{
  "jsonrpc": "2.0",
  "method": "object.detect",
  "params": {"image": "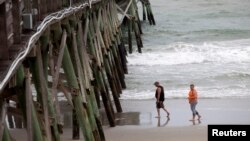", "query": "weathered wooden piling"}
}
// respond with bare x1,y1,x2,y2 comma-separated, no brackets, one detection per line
2,123,11,141
0,102,10,141
76,20,106,141
49,27,65,134
127,18,133,53
0,0,156,140
72,25,101,141
142,1,147,21
140,0,156,25
62,46,95,141
24,67,33,141
30,44,60,141
117,31,128,74
130,0,143,52
118,0,145,53
16,65,44,141
87,16,116,127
